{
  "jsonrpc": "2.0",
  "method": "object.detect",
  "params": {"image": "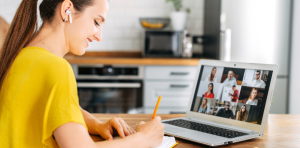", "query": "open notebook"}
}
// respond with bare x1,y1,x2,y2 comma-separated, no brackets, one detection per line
112,136,177,148
155,136,178,148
